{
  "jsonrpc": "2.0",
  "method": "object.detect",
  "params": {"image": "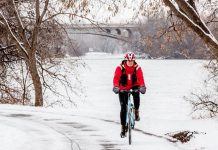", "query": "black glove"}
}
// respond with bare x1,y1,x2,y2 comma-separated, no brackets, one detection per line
139,86,146,94
113,87,119,94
